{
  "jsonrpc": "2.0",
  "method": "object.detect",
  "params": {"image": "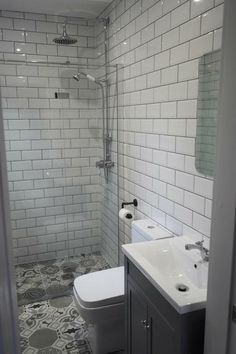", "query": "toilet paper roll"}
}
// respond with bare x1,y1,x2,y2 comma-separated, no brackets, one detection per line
119,208,134,221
